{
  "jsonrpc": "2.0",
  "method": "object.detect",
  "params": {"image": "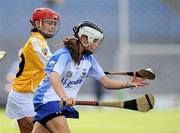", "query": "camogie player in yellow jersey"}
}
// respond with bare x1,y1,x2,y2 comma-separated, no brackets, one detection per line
6,7,60,133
